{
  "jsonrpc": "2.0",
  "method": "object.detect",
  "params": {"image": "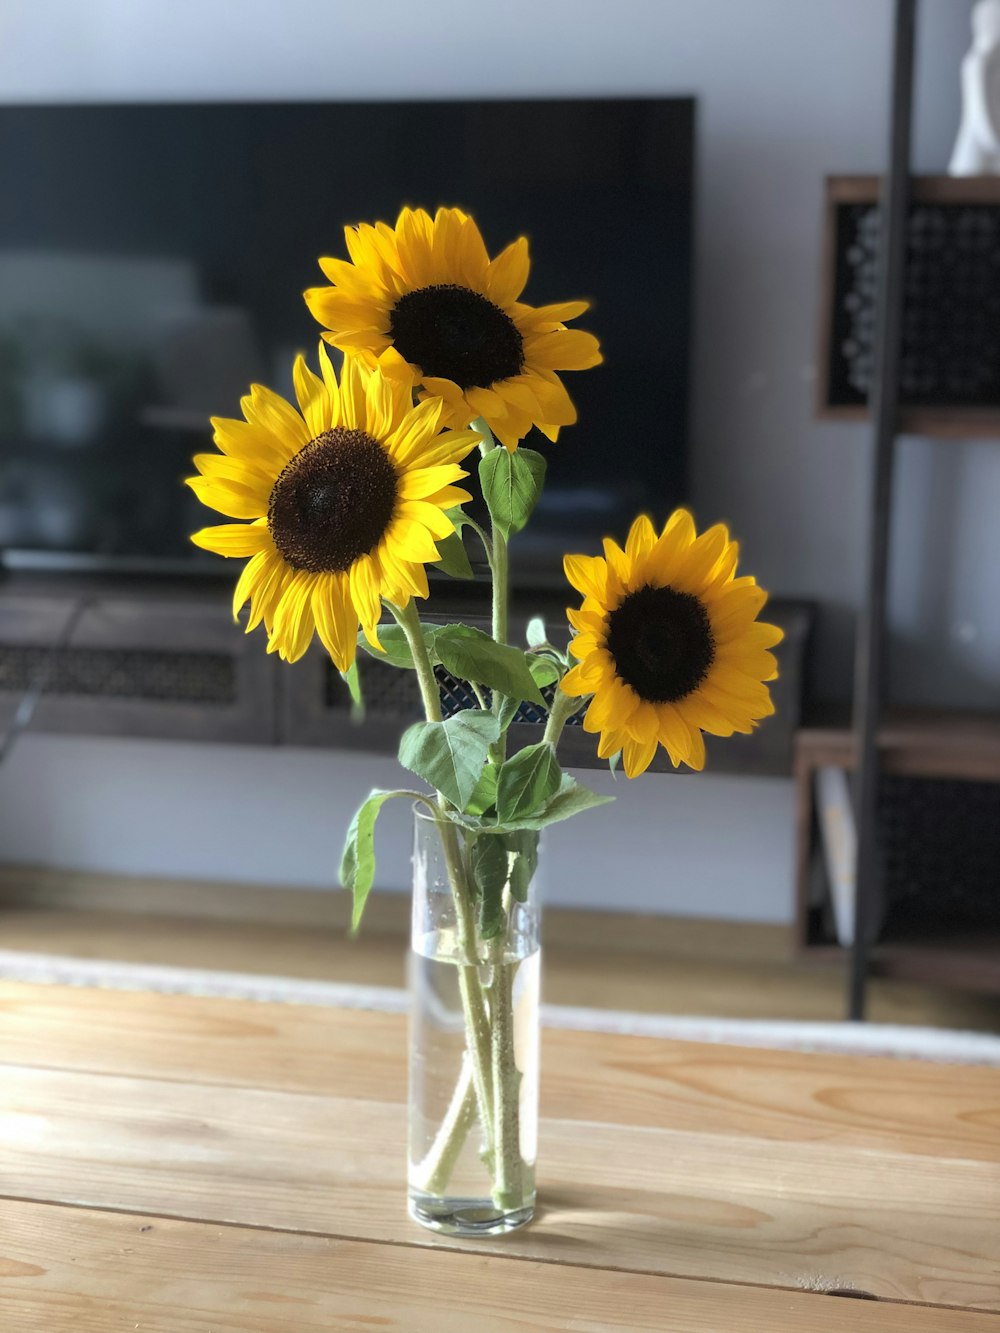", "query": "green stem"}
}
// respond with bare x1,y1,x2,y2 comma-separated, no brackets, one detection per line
491,529,509,648
390,599,442,723
461,514,494,570
410,1058,477,1196
474,418,510,768
489,944,523,1211
542,686,580,750
388,597,496,1163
